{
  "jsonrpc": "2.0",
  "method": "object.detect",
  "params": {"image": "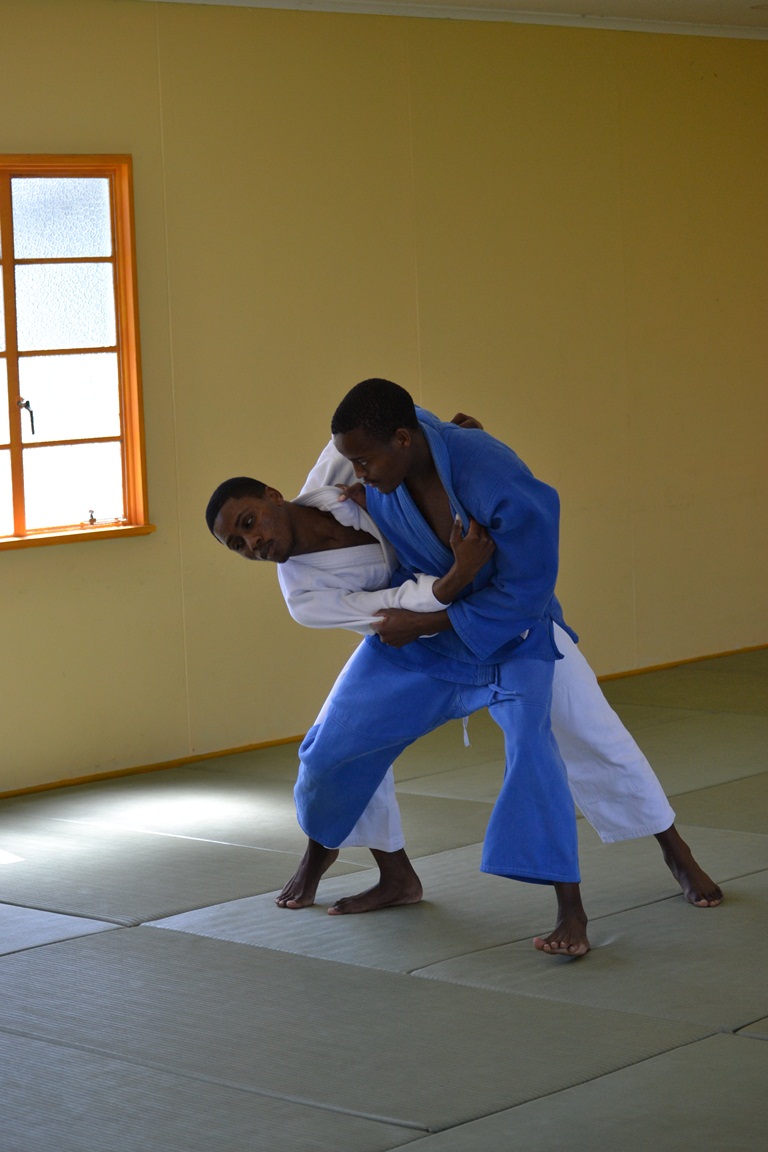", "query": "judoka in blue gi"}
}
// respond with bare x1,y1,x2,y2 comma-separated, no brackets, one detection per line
207,391,723,956
296,378,593,954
